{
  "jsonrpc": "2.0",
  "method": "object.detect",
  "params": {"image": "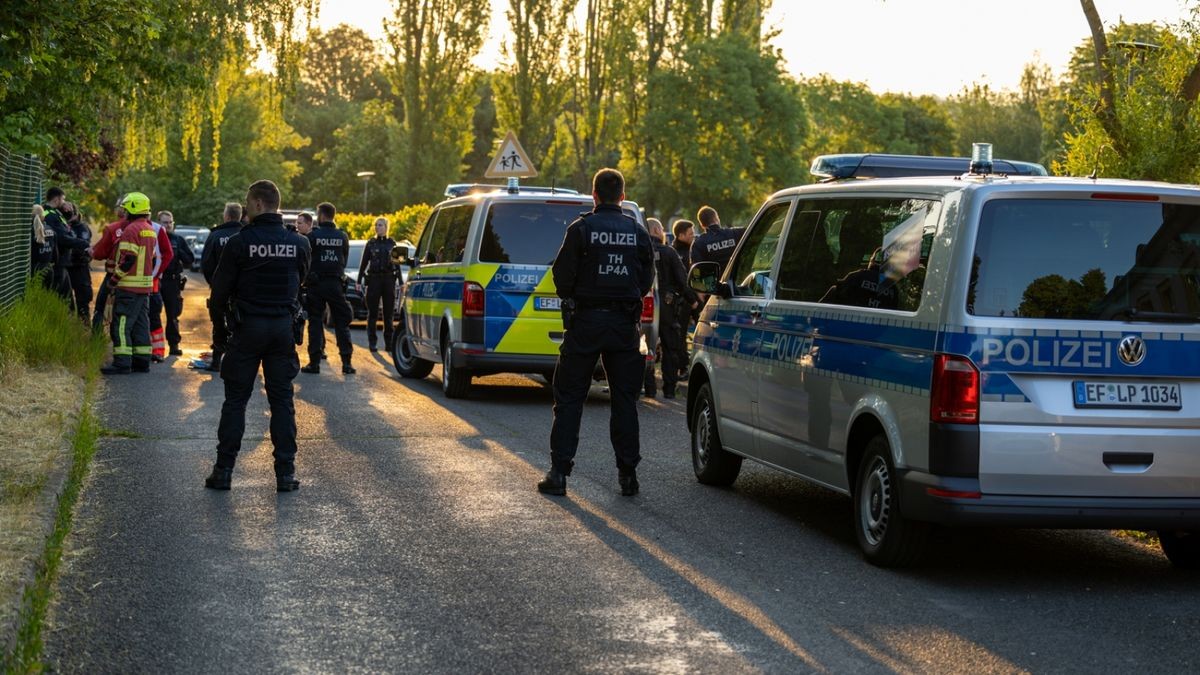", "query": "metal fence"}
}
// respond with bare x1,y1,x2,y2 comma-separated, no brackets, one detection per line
0,145,44,311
